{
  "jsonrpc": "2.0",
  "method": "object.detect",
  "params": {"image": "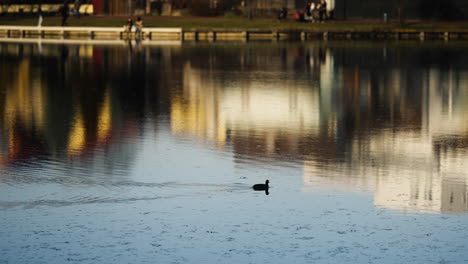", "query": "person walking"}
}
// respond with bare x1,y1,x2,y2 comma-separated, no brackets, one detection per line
74,0,81,18
37,5,43,27
60,0,70,26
